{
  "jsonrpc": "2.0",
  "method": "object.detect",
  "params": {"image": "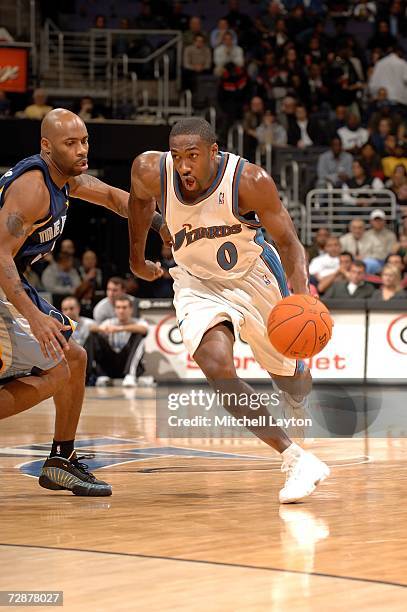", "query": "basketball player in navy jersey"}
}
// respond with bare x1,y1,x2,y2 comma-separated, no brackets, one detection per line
0,108,166,496
128,117,330,503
